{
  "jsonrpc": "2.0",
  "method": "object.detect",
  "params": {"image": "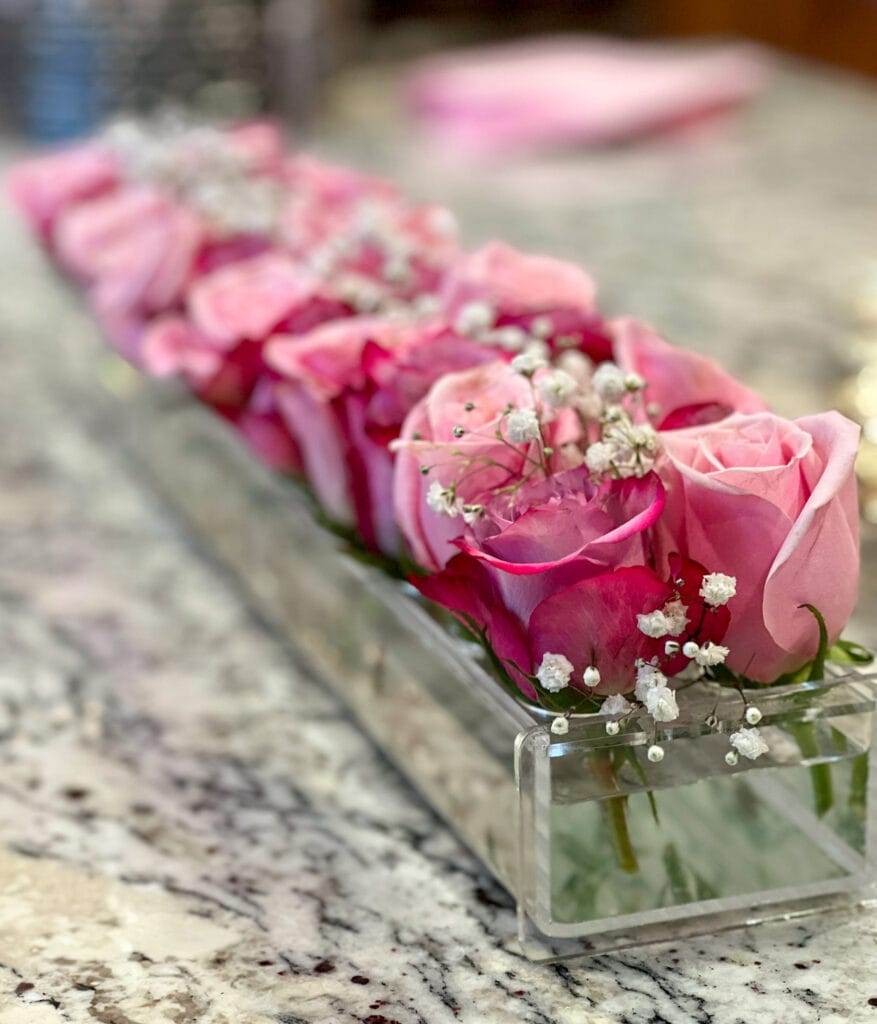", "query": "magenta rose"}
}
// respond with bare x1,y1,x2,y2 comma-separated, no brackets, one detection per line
613,317,768,429
268,314,516,553
412,470,730,697
267,316,411,547
656,411,860,681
